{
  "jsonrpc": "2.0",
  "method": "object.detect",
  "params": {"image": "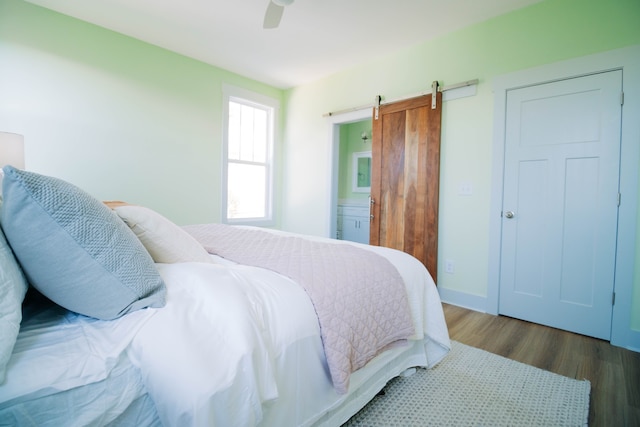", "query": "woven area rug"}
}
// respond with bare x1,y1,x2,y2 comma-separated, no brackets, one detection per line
343,341,590,426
